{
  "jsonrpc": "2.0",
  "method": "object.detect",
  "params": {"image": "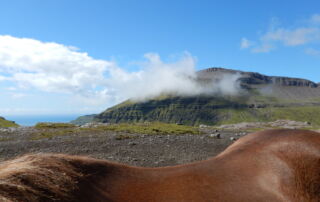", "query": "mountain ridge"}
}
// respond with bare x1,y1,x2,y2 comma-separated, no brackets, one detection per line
72,67,320,126
199,67,318,88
